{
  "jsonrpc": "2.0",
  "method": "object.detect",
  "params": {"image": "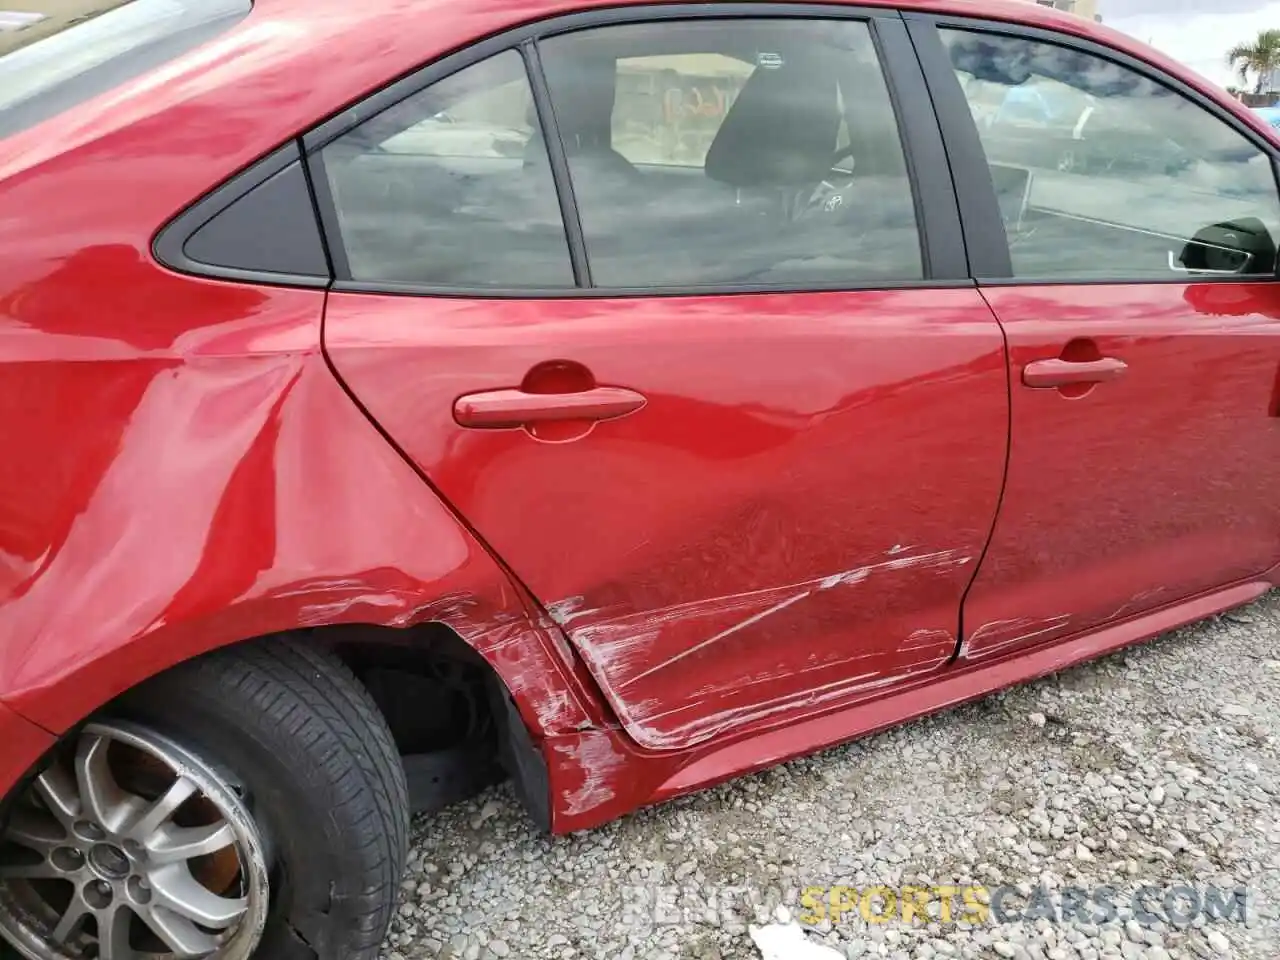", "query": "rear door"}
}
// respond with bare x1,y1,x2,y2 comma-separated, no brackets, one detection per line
314,7,1010,750
909,17,1280,659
